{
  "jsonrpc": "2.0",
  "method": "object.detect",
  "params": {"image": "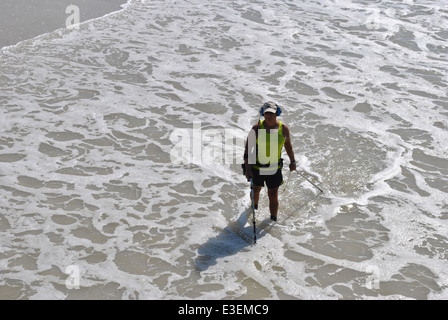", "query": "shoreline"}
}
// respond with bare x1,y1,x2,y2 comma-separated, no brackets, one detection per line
0,0,128,49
